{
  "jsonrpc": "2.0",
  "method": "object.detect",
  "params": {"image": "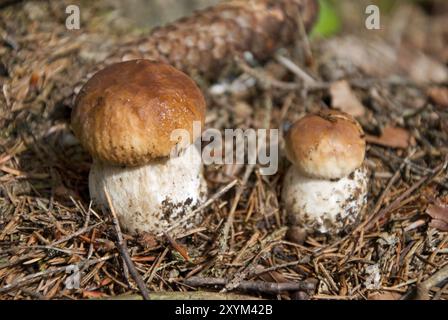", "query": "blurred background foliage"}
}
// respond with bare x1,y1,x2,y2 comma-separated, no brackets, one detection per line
312,0,447,38
81,0,446,38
